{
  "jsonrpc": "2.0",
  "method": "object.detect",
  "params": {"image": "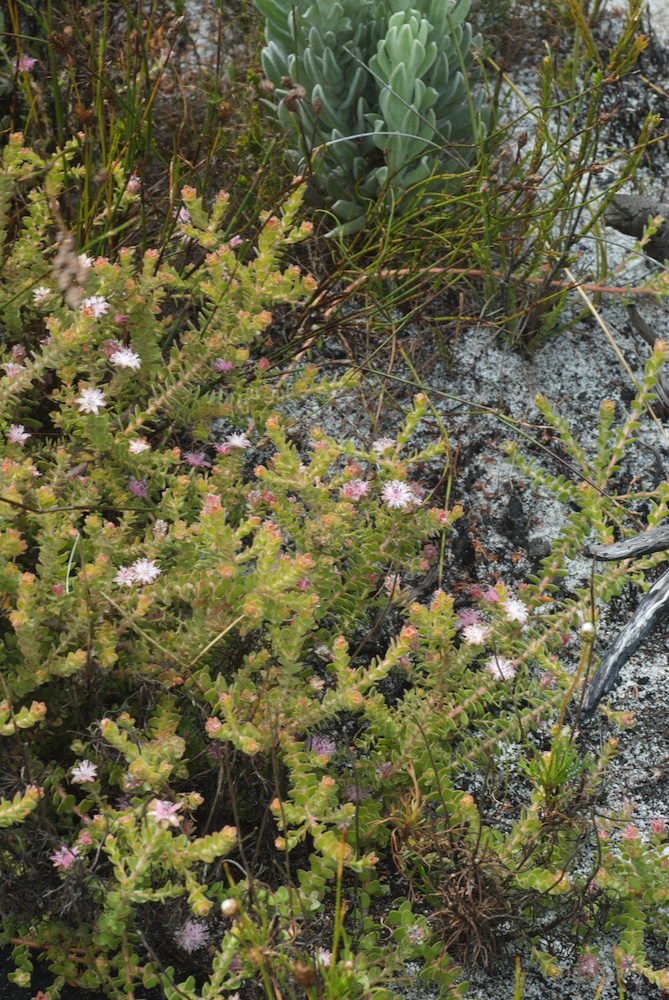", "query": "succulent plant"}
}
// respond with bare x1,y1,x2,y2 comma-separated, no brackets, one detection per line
255,0,487,232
